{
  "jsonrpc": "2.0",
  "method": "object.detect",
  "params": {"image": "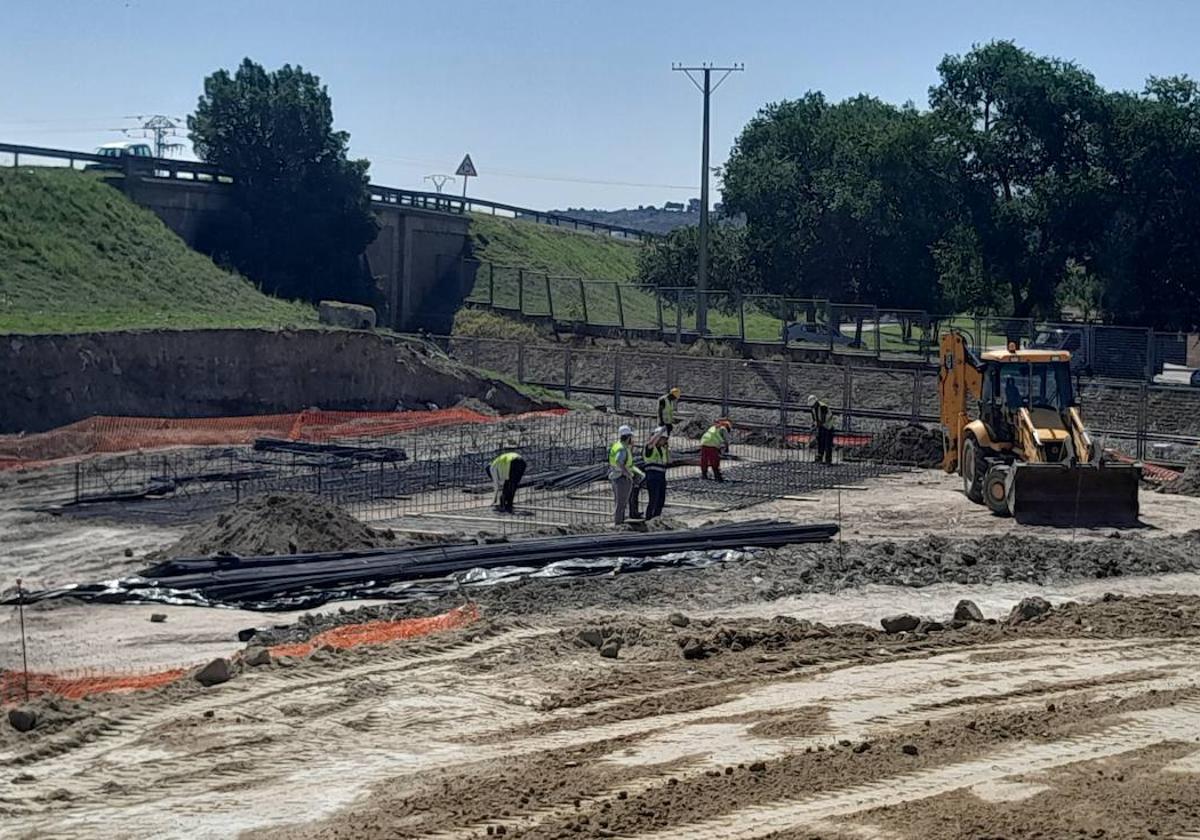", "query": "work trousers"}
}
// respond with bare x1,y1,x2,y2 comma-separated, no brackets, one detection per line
643,470,667,519
700,445,723,481
499,458,526,511
816,427,834,464
611,475,633,525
